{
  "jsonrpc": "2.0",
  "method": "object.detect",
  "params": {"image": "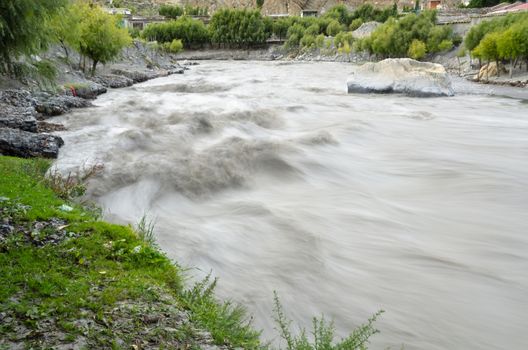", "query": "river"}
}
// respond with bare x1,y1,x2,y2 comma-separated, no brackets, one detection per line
54,61,528,350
